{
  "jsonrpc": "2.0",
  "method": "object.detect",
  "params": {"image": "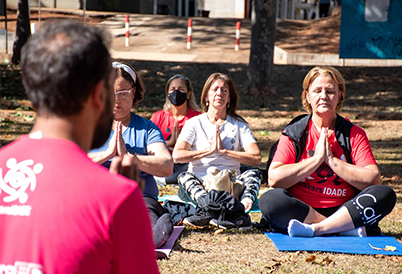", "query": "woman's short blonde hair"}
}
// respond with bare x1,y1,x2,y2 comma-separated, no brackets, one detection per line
301,66,346,113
